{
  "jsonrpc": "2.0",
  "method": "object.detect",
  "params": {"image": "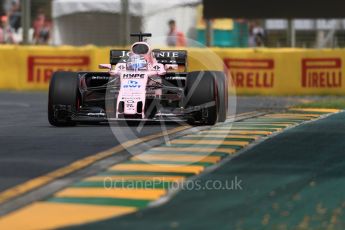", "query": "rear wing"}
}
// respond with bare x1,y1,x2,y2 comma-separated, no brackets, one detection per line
110,50,188,71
